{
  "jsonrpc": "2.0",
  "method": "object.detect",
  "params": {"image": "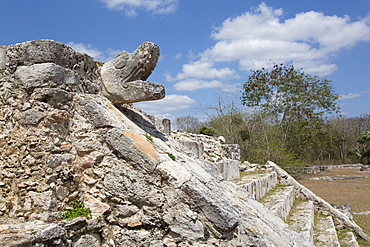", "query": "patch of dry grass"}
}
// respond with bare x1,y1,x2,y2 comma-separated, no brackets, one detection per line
299,168,370,244
300,168,370,212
